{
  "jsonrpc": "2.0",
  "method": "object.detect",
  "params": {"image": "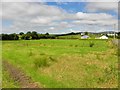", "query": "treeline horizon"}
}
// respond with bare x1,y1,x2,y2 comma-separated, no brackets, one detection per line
1,31,120,40
1,31,86,40
1,31,56,40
